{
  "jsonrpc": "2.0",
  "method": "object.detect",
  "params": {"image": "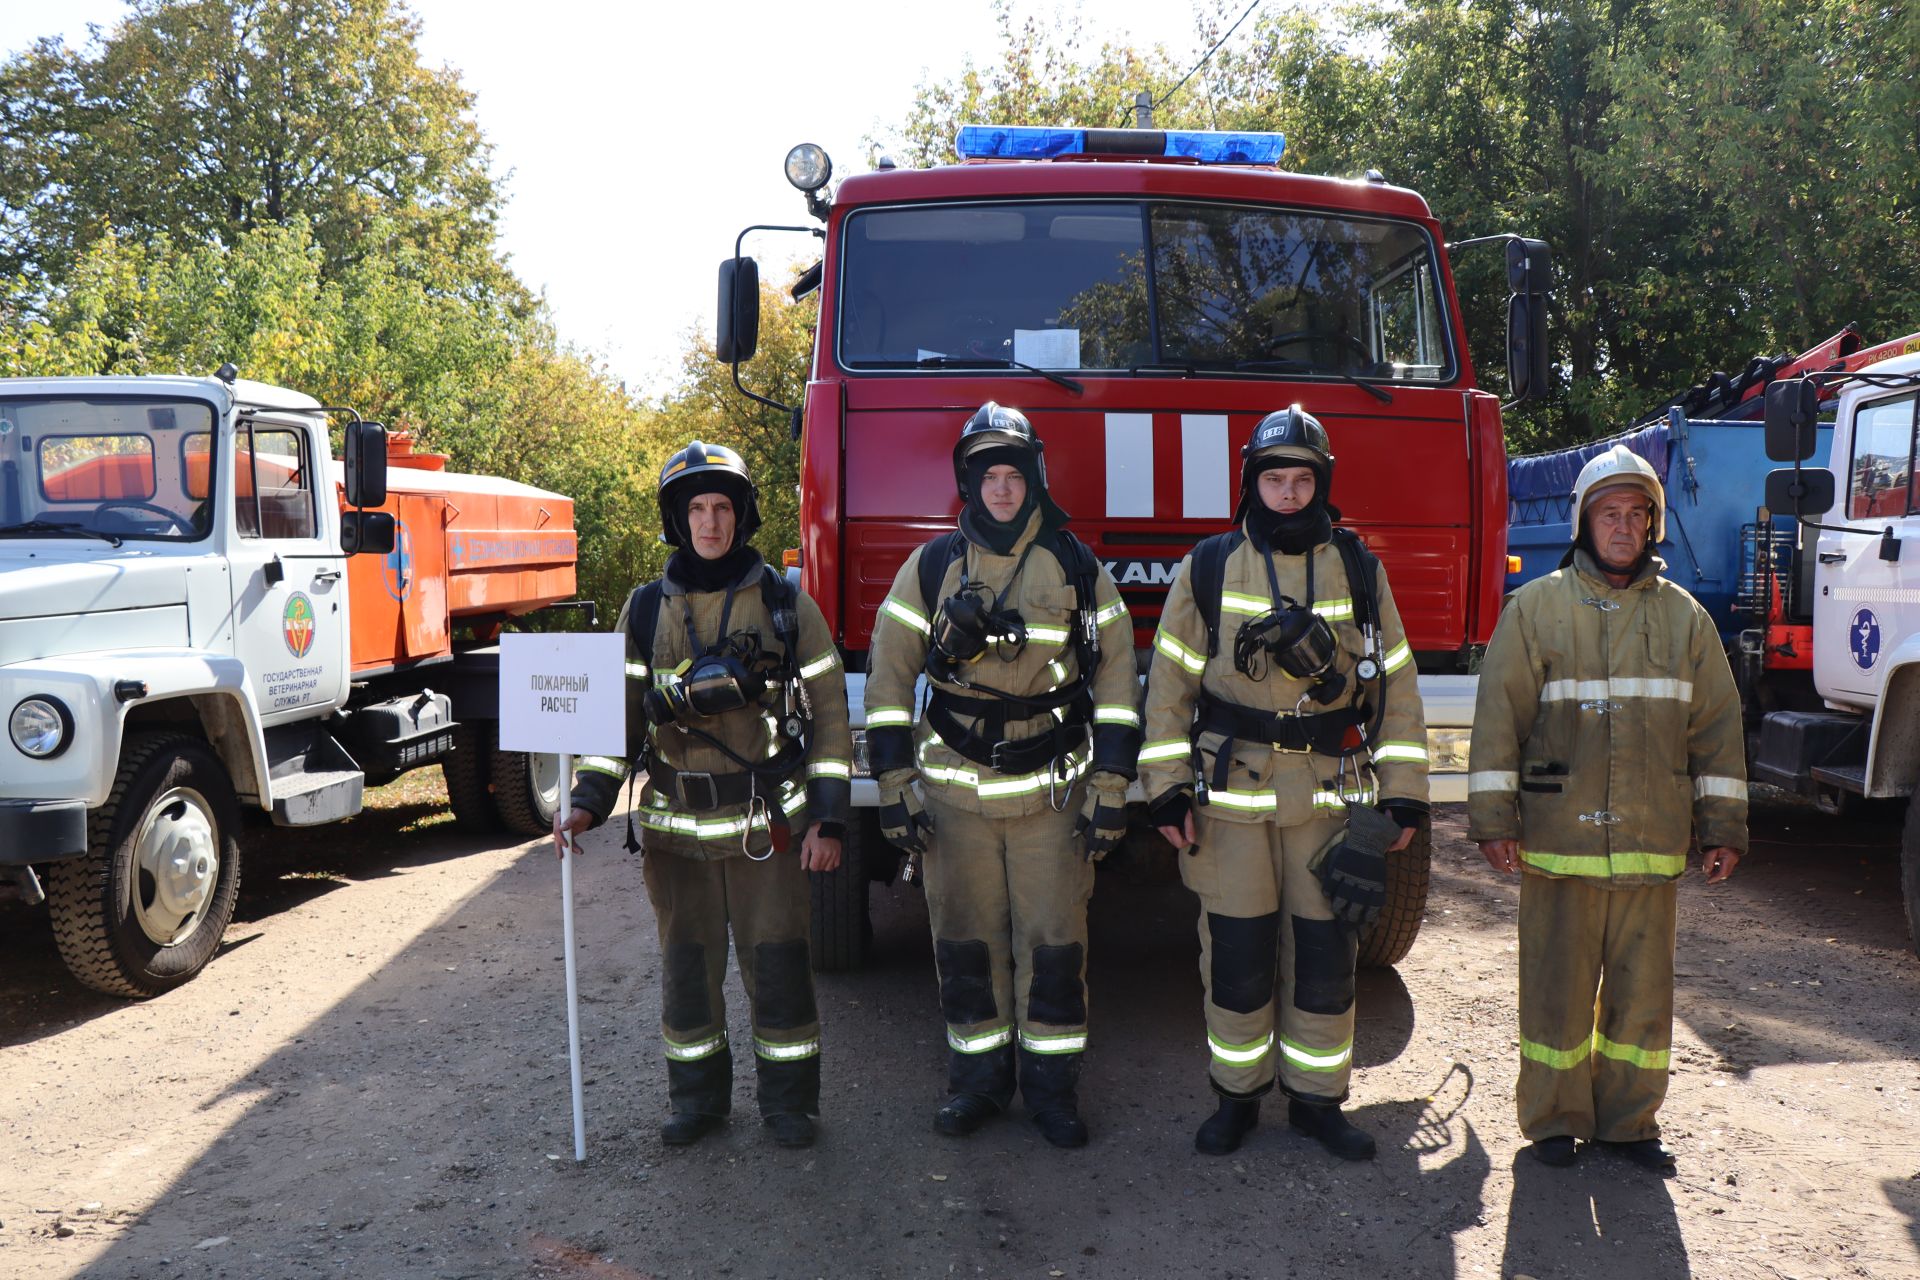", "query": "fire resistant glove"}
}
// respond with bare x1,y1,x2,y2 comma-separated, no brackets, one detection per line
1312,802,1400,928
877,768,933,856
1075,771,1130,862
